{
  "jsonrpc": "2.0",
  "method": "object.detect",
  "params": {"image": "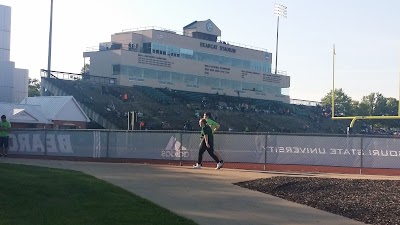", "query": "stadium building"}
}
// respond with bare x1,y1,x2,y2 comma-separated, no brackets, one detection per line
0,4,29,103
83,20,290,103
